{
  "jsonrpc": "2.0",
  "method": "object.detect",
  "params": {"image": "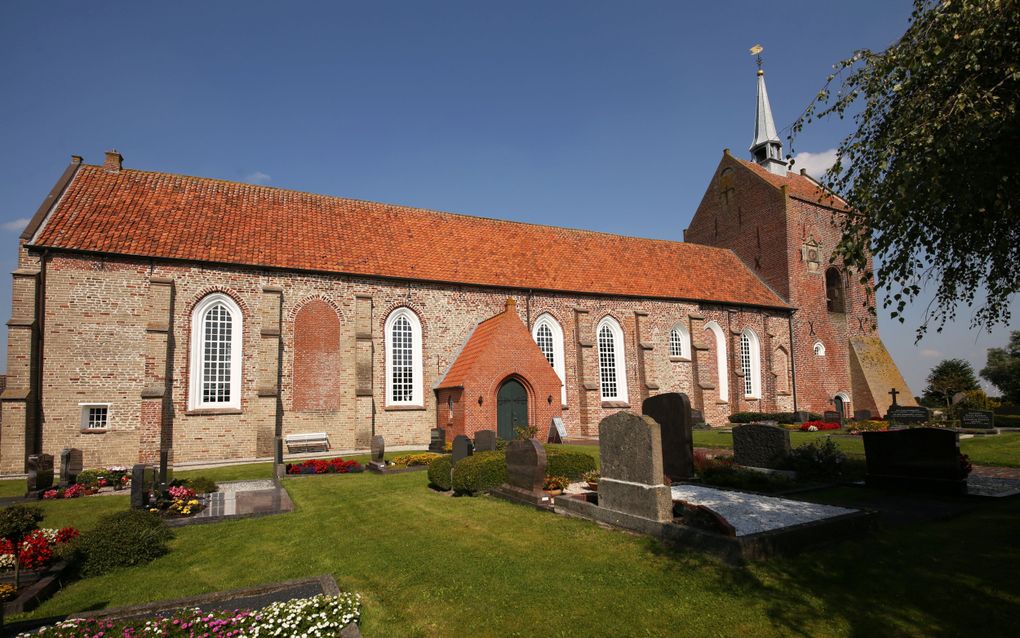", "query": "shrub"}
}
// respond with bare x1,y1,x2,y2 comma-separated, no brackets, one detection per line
427,455,453,491
0,582,15,601
451,451,506,494
390,453,441,467
185,476,218,494
847,420,889,434
543,475,570,491
70,510,174,577
996,414,1020,427
729,411,822,424
581,469,600,483
699,459,795,493
73,469,104,489
787,439,849,480
545,448,597,479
